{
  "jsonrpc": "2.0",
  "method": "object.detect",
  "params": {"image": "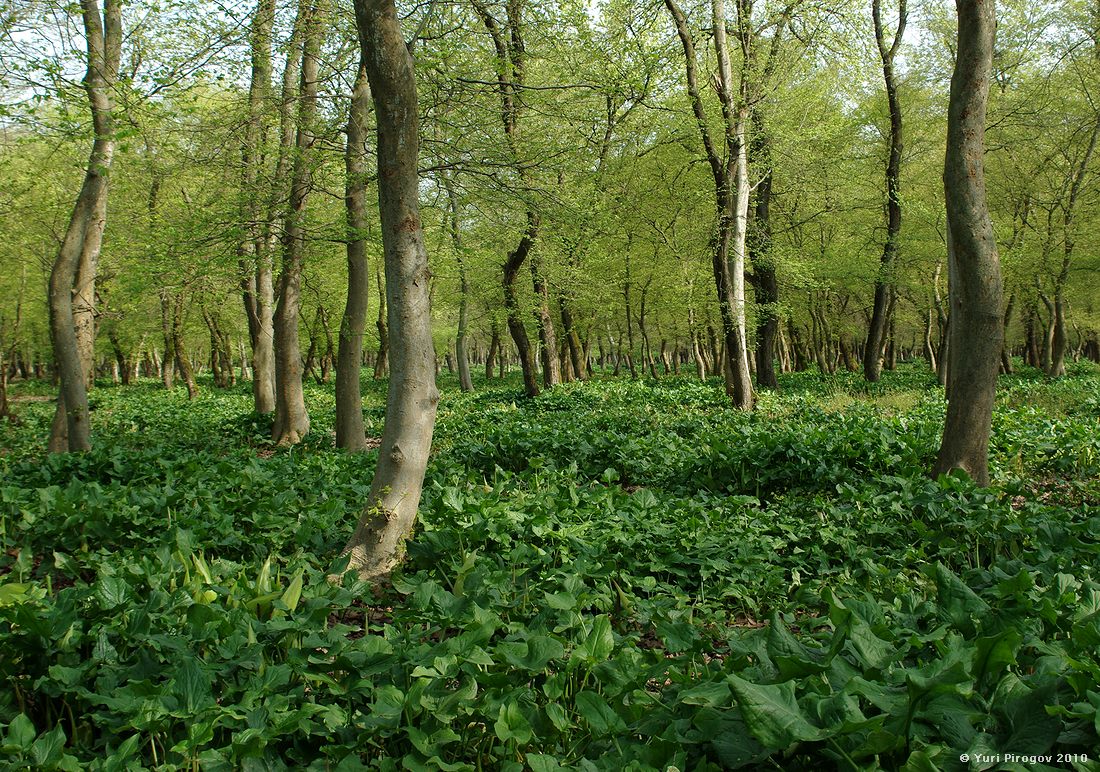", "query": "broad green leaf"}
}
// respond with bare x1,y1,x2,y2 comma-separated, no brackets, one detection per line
543,592,576,610
0,583,35,607
678,680,732,708
767,613,833,677
574,690,626,735
494,702,533,744
172,657,213,714
96,576,129,609
32,724,66,768
6,714,36,750
929,564,989,636
574,615,614,663
727,673,825,748
526,754,563,772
